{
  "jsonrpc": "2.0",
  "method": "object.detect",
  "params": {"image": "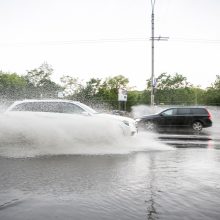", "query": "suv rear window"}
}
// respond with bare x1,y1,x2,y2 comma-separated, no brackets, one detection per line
191,108,208,115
